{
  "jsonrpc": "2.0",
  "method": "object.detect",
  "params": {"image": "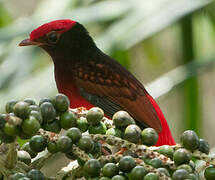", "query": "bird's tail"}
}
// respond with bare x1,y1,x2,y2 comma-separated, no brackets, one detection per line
146,93,176,146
